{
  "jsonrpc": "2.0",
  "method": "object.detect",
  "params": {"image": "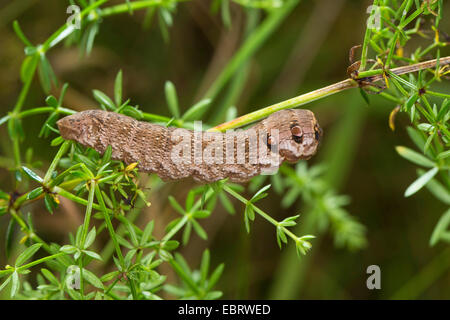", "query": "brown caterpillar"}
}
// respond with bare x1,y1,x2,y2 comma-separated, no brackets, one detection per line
57,109,322,183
